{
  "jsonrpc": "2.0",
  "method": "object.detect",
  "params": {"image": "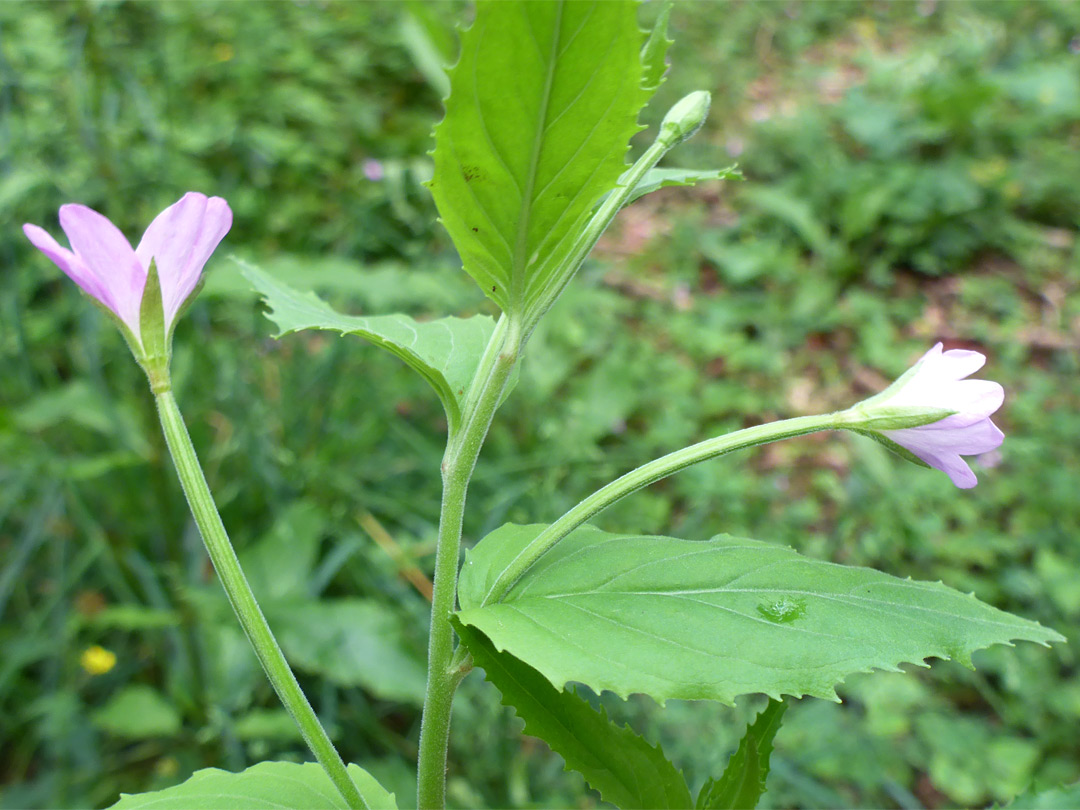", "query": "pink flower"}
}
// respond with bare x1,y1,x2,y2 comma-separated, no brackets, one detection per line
23,192,232,348
362,159,384,182
868,342,1005,489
